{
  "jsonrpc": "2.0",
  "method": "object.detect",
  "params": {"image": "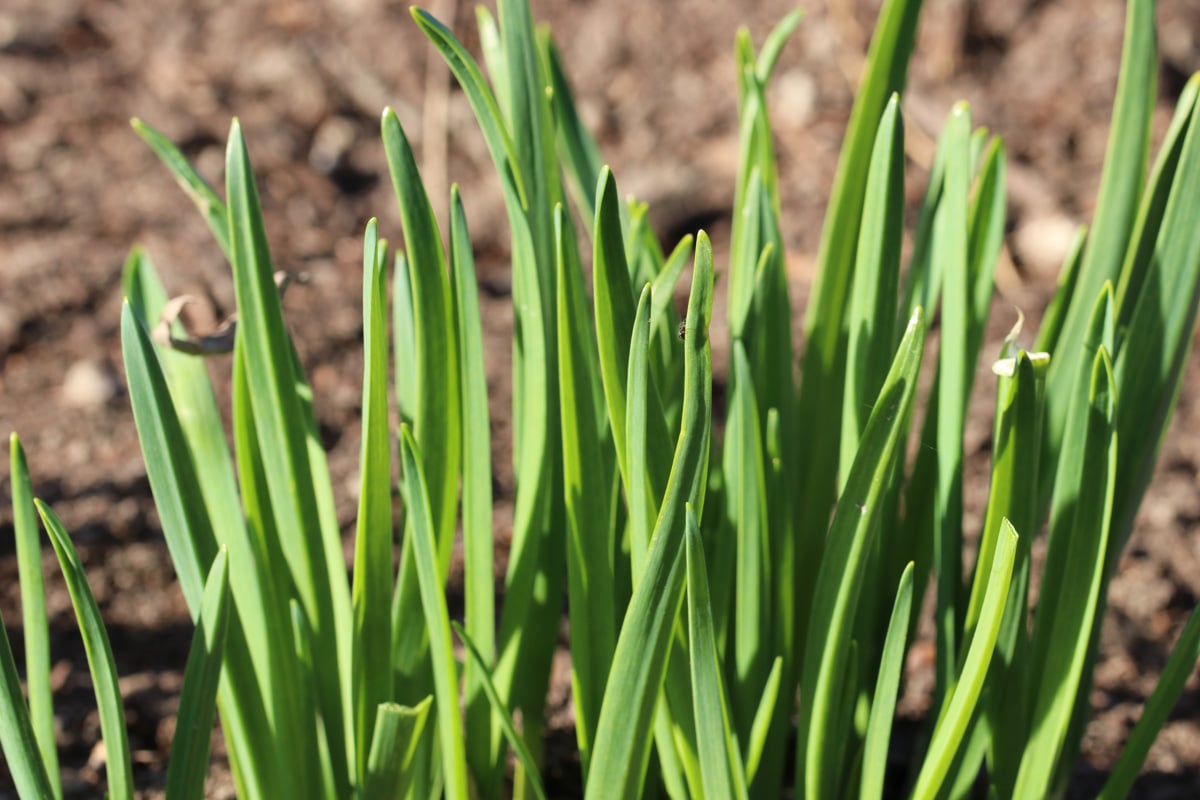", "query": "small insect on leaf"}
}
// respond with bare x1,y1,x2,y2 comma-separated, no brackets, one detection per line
678,321,687,341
